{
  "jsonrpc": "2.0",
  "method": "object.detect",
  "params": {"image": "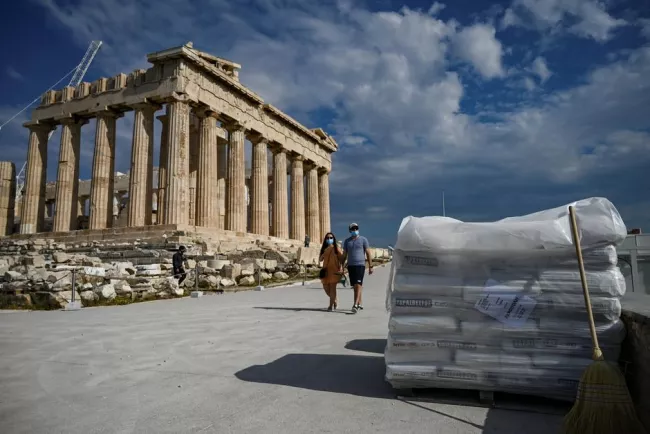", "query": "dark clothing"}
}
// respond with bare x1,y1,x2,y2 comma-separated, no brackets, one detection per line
172,252,185,270
175,267,187,285
347,265,366,286
172,252,187,285
304,236,310,247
